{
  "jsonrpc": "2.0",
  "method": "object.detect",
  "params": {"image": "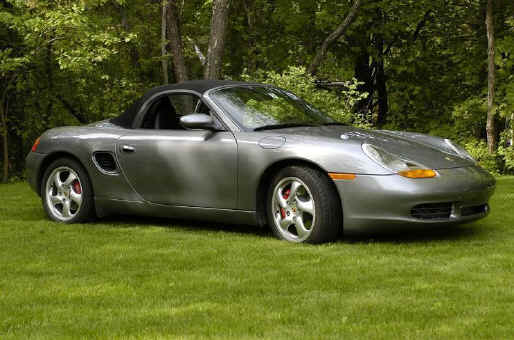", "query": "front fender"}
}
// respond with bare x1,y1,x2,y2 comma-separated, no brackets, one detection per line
235,132,388,211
